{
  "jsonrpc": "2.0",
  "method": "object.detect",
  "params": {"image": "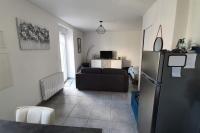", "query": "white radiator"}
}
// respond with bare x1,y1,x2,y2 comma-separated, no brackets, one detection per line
40,72,64,101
